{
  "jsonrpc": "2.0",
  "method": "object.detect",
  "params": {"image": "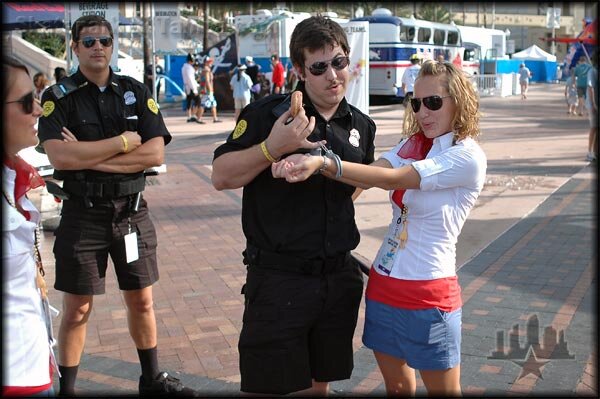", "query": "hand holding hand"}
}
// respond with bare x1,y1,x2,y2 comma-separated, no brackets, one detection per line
285,154,323,182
